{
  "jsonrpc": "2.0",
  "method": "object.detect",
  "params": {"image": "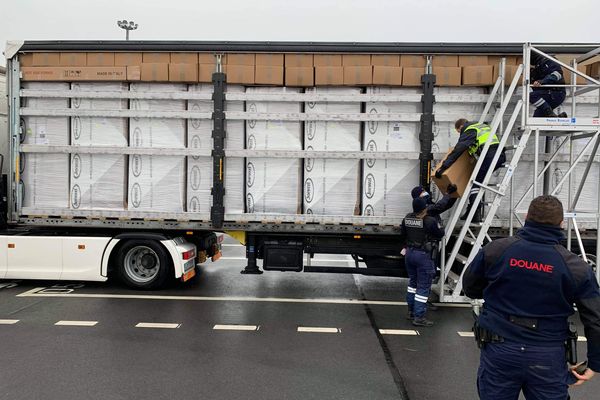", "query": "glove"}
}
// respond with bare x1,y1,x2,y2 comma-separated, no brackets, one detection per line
447,184,457,194
434,167,446,179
